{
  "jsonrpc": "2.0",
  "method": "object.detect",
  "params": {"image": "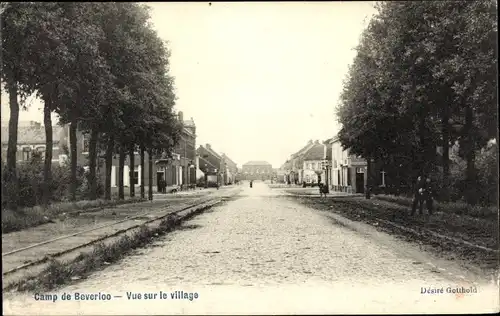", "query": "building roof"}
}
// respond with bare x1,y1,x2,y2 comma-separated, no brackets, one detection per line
323,138,334,145
302,142,326,161
183,118,195,127
198,156,217,170
243,160,272,166
1,123,64,145
330,136,340,144
280,160,292,170
221,153,238,167
291,140,314,158
203,144,222,159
